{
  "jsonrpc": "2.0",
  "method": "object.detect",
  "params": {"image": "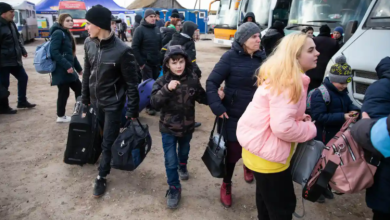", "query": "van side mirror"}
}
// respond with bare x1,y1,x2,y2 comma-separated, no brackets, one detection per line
345,20,358,42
